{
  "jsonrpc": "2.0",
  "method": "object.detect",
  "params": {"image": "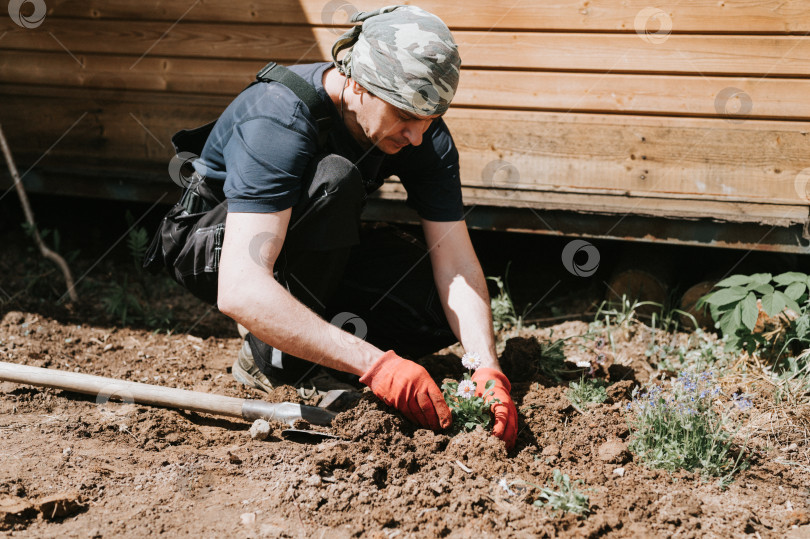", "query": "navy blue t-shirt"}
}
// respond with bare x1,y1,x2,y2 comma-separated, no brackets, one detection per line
193,62,464,221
